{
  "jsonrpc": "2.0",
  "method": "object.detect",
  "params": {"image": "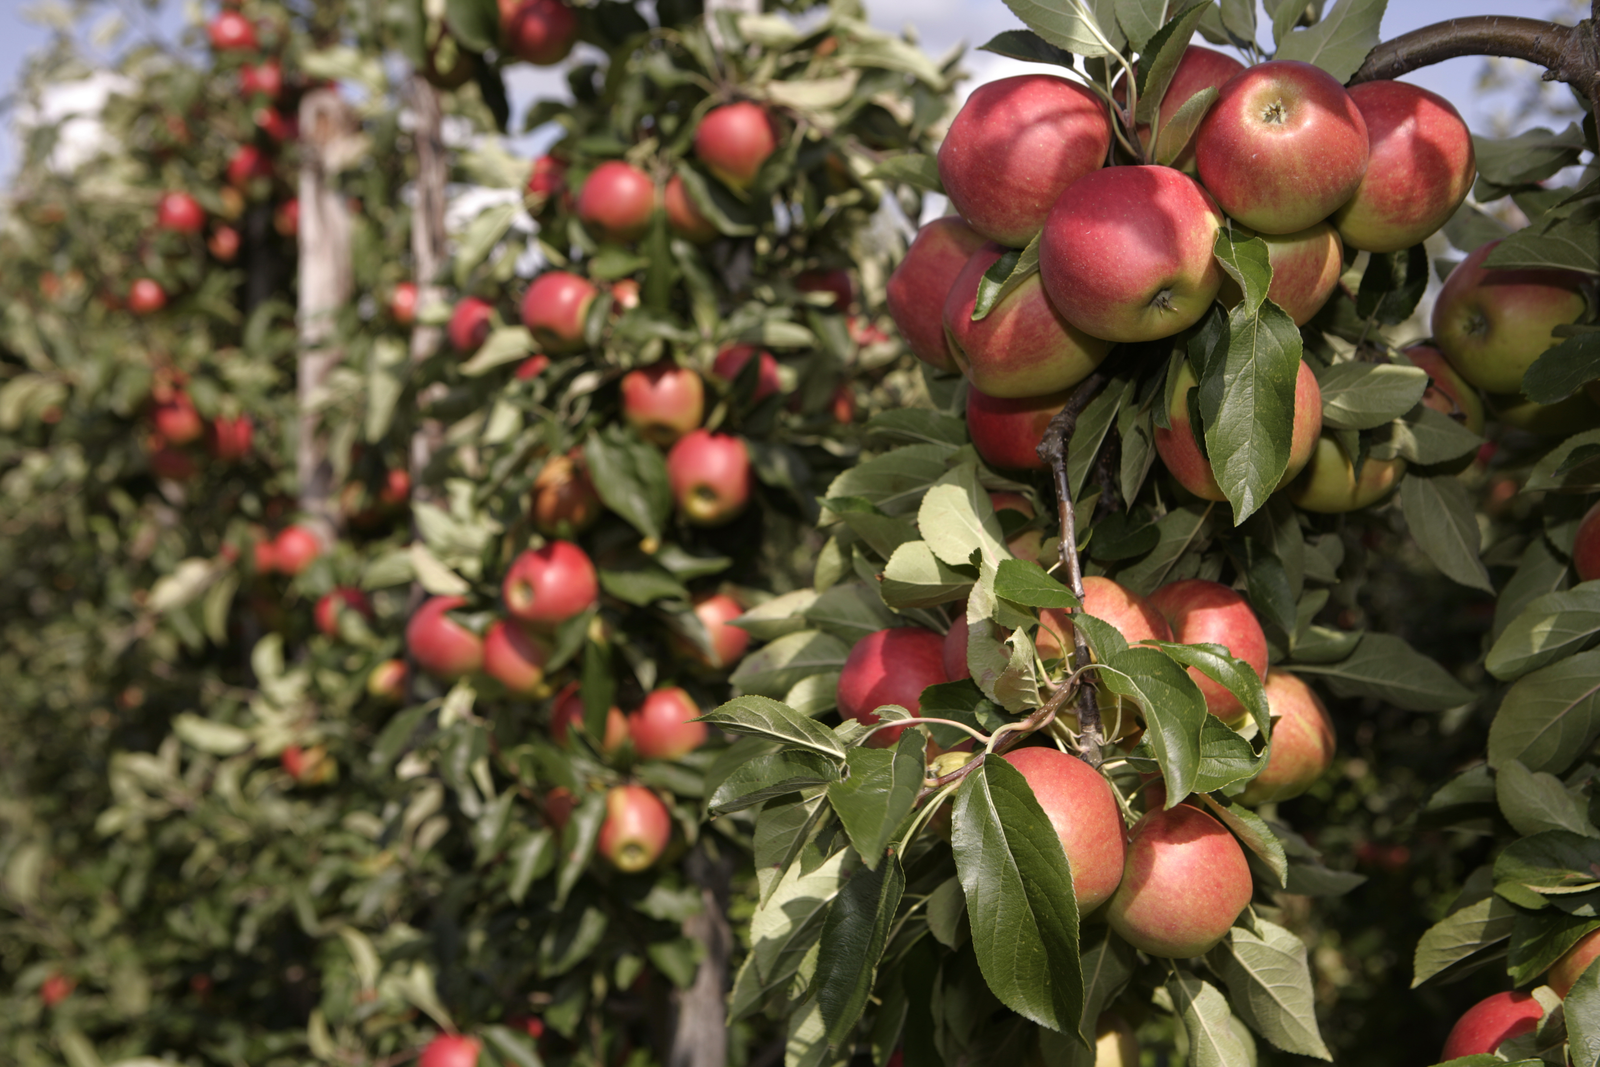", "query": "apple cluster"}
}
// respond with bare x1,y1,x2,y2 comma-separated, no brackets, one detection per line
891,50,1483,512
